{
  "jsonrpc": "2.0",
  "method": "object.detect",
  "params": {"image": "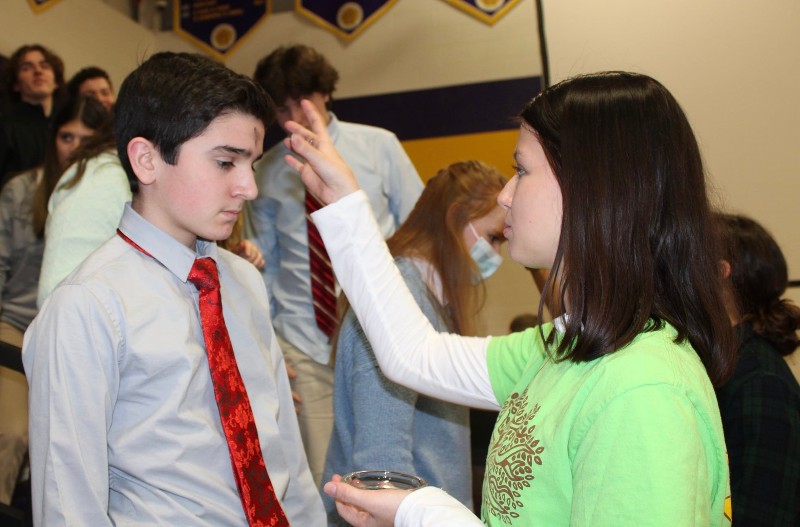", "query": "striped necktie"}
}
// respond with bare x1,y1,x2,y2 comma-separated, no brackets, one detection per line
305,191,336,338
